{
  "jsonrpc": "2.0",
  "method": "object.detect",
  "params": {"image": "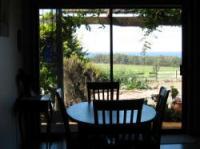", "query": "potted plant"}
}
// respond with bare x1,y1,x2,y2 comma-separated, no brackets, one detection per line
170,86,182,113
